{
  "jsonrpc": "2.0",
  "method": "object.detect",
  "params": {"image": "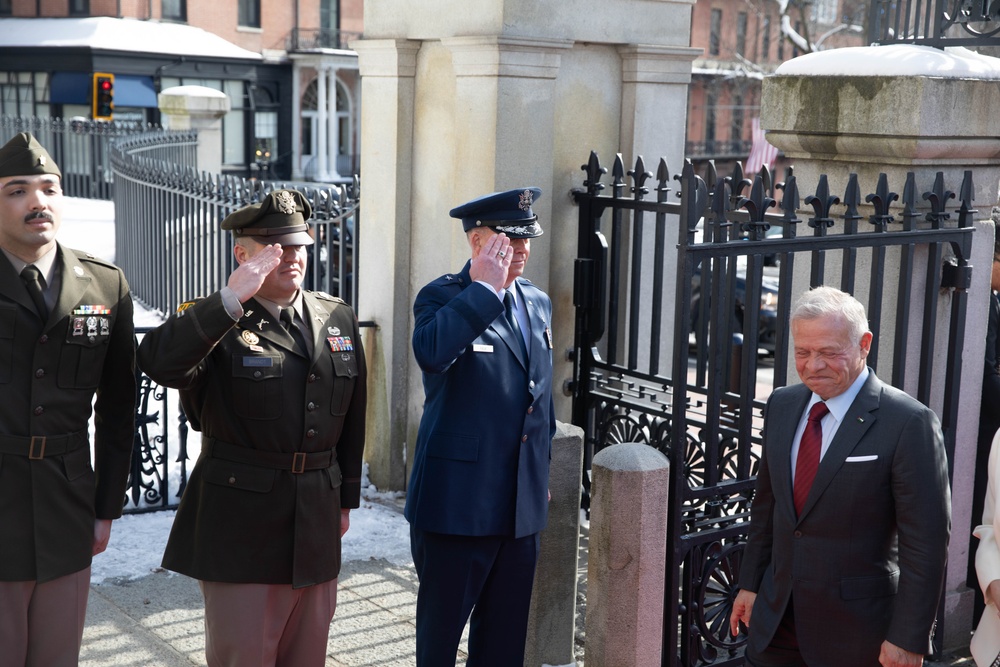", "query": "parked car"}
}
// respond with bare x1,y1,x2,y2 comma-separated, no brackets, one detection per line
690,260,780,355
